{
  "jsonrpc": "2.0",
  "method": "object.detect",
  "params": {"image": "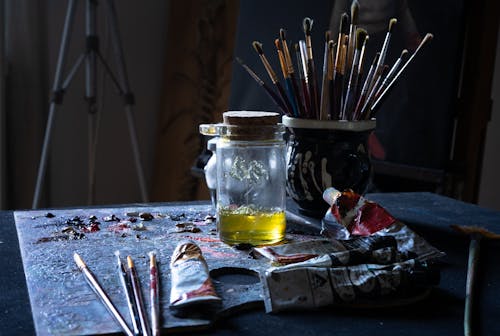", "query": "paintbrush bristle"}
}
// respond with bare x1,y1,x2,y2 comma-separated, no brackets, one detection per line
340,13,349,35
351,0,359,25
127,255,134,268
74,253,85,268
451,225,500,239
303,17,313,36
388,18,397,32
355,28,367,49
325,30,331,42
423,33,434,43
252,41,264,55
279,28,287,41
400,49,409,59
149,251,156,267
